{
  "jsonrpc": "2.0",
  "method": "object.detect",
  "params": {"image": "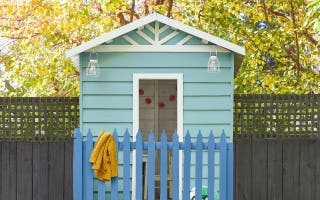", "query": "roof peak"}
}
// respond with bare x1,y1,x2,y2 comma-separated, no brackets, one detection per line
66,13,245,57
